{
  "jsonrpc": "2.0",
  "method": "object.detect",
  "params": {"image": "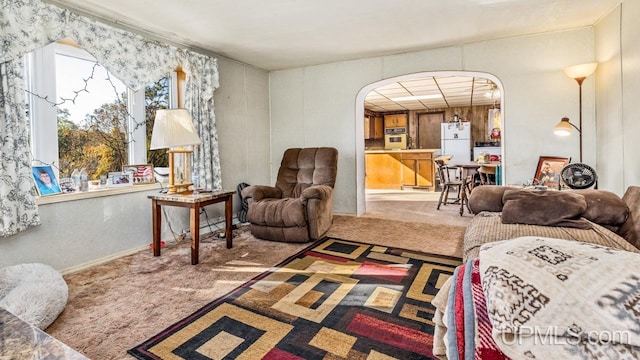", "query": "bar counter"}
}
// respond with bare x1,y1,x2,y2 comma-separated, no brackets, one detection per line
365,149,441,190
